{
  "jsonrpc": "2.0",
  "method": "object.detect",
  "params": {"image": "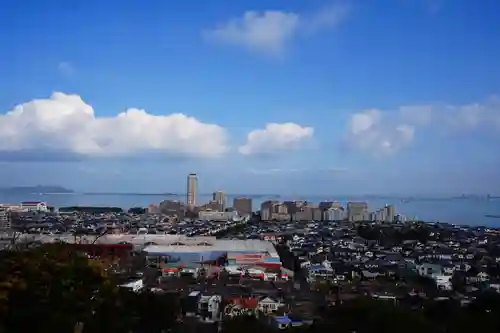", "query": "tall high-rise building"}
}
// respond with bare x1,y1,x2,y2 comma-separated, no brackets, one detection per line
212,190,226,211
347,202,369,222
233,197,252,216
186,173,198,208
384,204,396,223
